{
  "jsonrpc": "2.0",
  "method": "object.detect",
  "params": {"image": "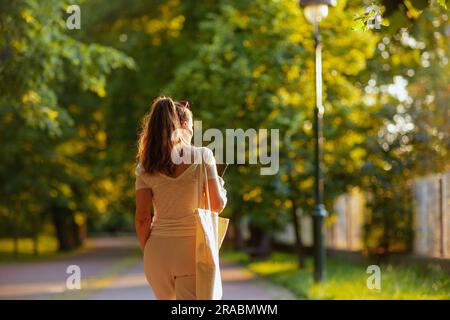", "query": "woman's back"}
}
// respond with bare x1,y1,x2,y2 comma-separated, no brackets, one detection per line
135,146,217,237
